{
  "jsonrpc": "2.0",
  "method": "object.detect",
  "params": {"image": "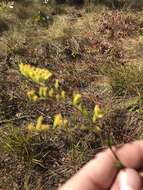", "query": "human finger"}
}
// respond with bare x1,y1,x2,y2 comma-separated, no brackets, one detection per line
111,168,142,190
60,140,143,190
